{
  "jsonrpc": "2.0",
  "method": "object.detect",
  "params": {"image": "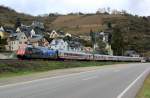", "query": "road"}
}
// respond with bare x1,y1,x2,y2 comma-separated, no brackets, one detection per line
0,63,150,98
